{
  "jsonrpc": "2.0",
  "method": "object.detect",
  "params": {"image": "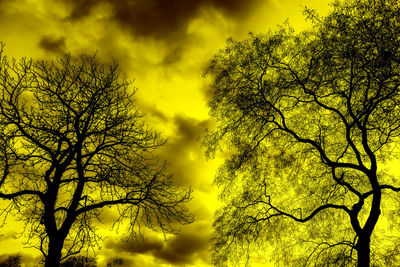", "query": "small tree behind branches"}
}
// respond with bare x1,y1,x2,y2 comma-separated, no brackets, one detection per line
0,255,21,267
0,49,192,266
60,255,96,267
